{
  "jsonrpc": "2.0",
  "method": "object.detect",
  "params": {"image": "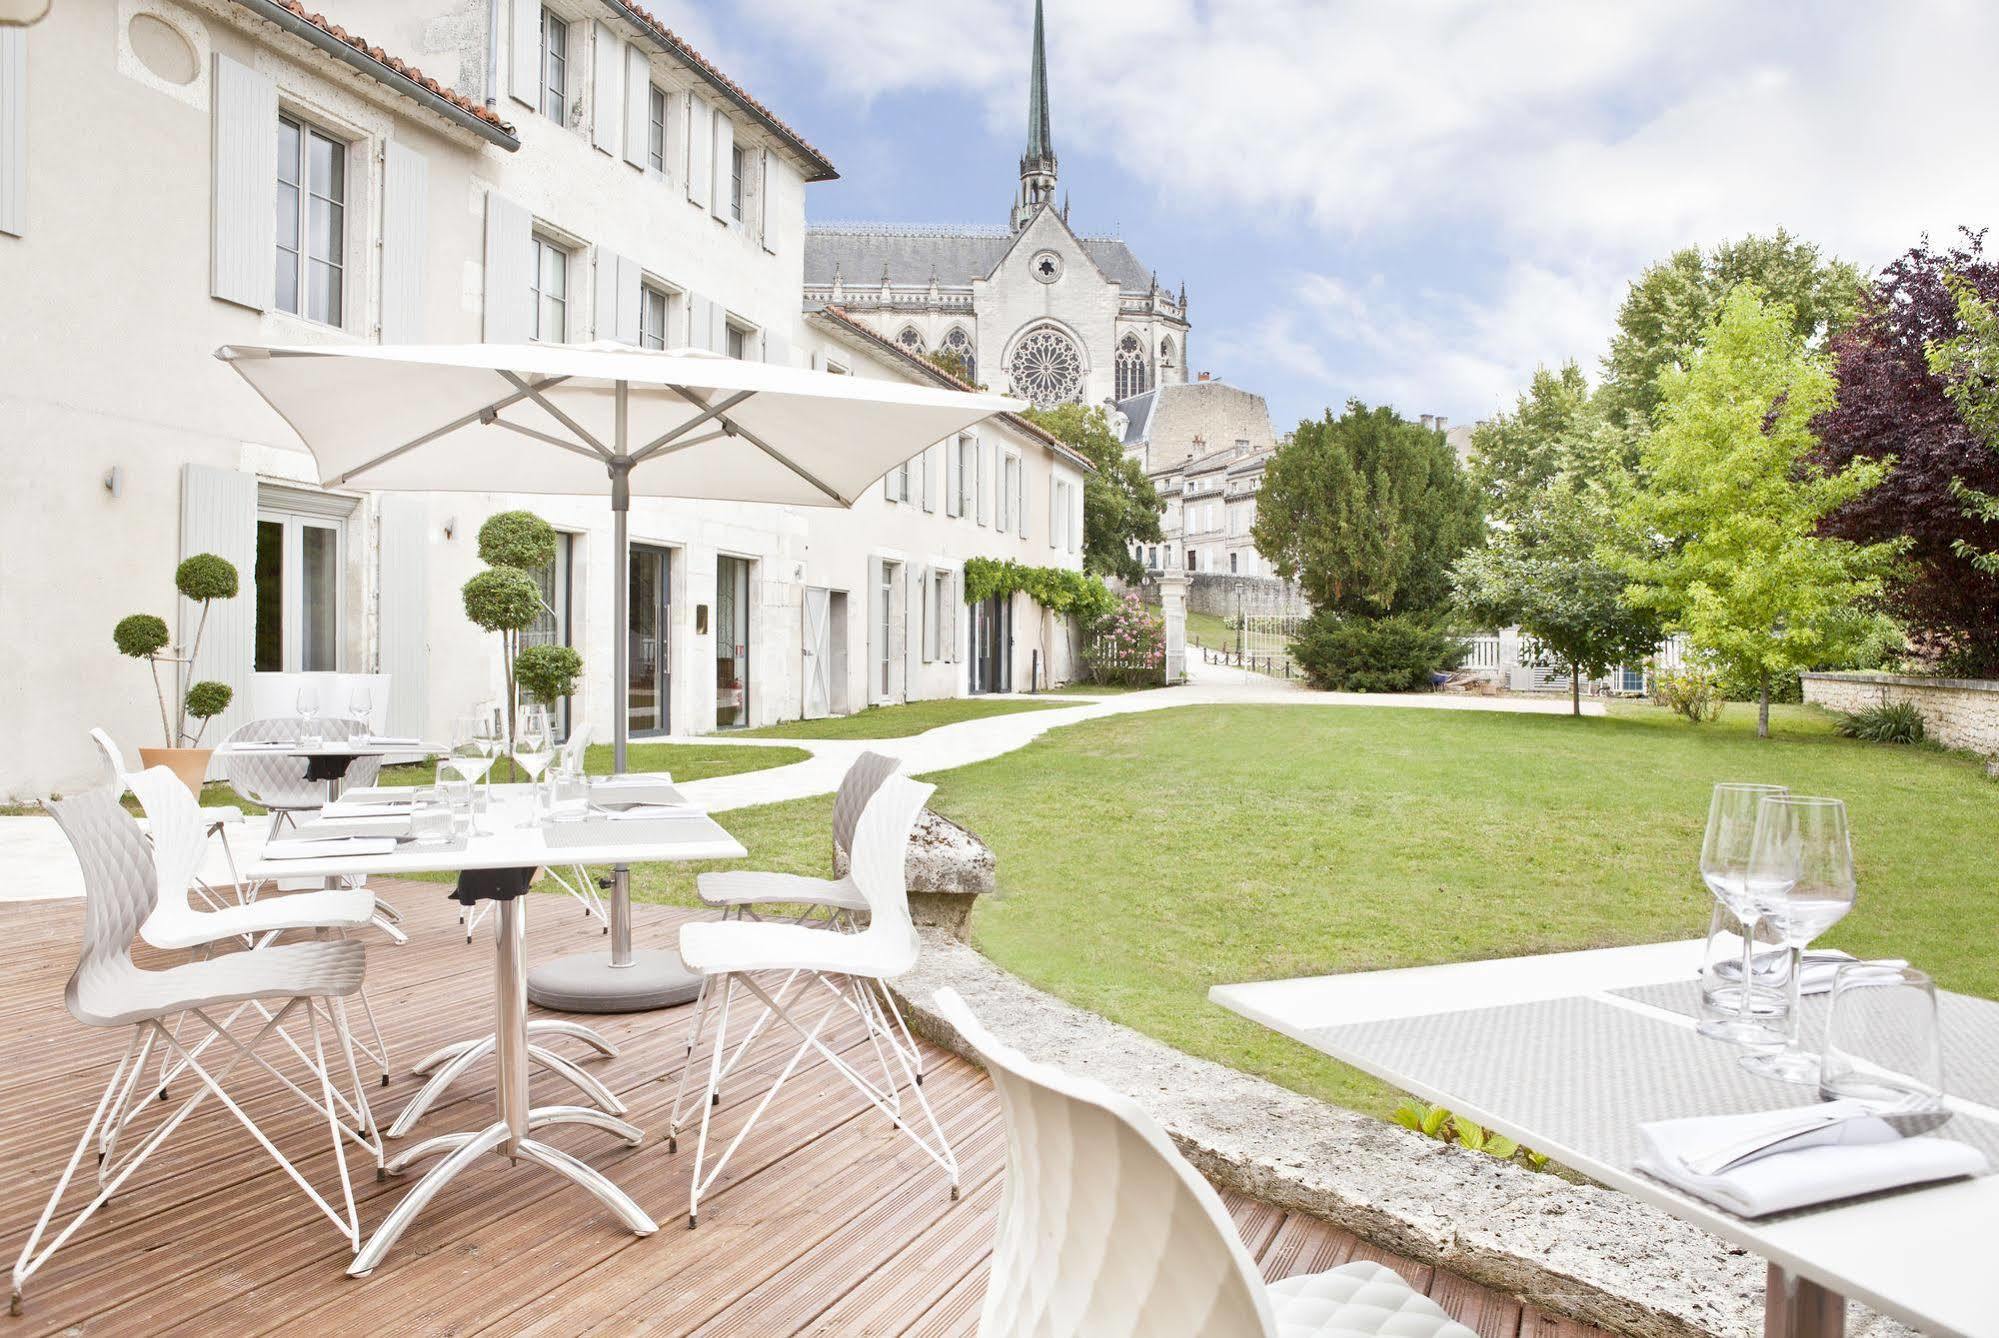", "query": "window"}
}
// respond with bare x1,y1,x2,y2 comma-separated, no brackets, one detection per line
647,83,667,172
726,323,750,359
1229,551,1239,574
1184,547,1196,572
520,533,575,735
879,560,899,697
539,8,568,124
1008,325,1084,409
898,461,912,502
1002,455,1021,533
955,436,976,516
1114,331,1150,400
275,113,344,325
639,284,671,349
942,326,975,382
896,326,925,355
254,500,348,673
730,143,746,222
924,570,946,661
1053,479,1076,550
530,234,569,341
